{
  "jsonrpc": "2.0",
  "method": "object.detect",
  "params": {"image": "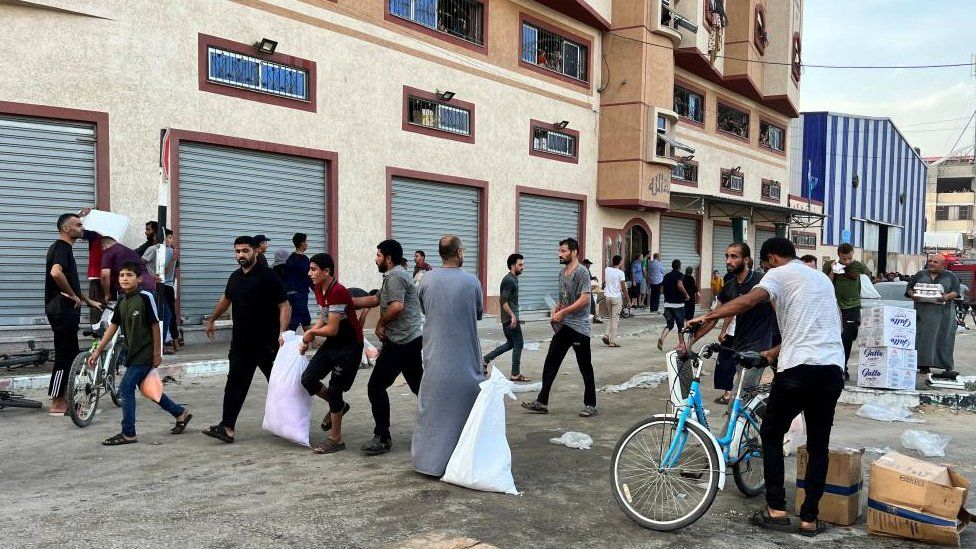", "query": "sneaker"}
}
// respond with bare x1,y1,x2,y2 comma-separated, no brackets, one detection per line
361,436,393,456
